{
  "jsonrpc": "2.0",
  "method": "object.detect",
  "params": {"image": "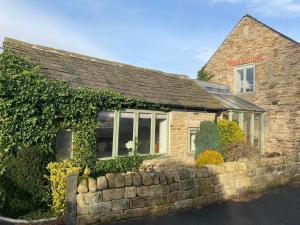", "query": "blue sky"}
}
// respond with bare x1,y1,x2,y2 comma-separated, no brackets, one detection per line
0,0,299,78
